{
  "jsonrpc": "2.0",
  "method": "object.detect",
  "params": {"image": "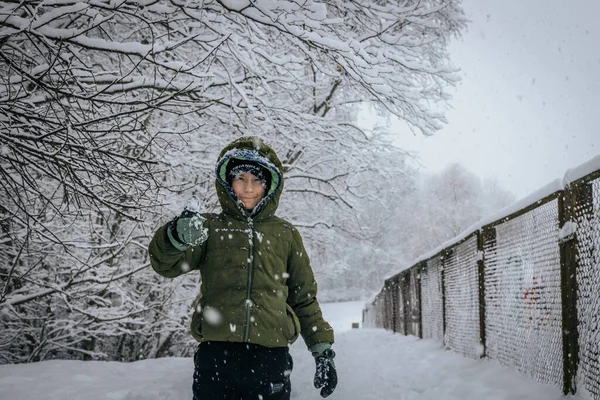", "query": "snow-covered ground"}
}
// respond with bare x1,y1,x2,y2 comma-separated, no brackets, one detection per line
0,301,577,400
